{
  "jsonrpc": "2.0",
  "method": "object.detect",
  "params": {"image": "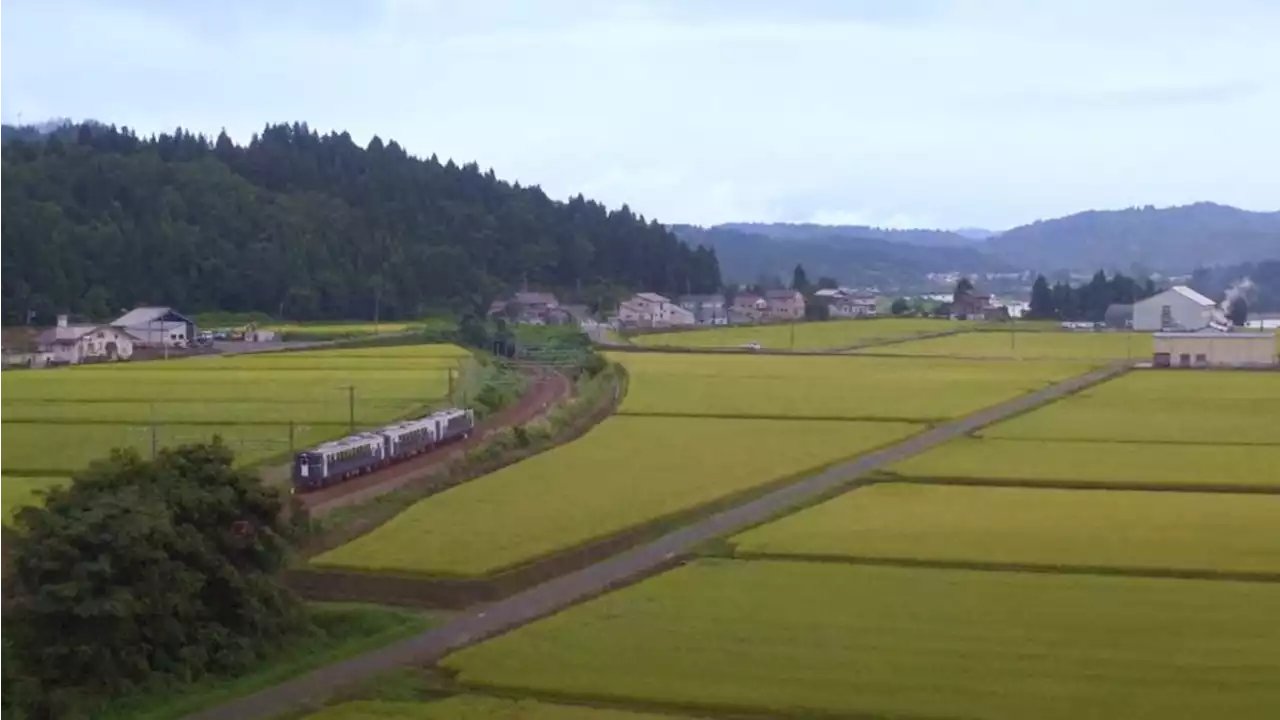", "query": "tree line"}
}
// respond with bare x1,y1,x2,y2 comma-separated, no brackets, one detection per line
1,122,722,324
1027,270,1158,321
